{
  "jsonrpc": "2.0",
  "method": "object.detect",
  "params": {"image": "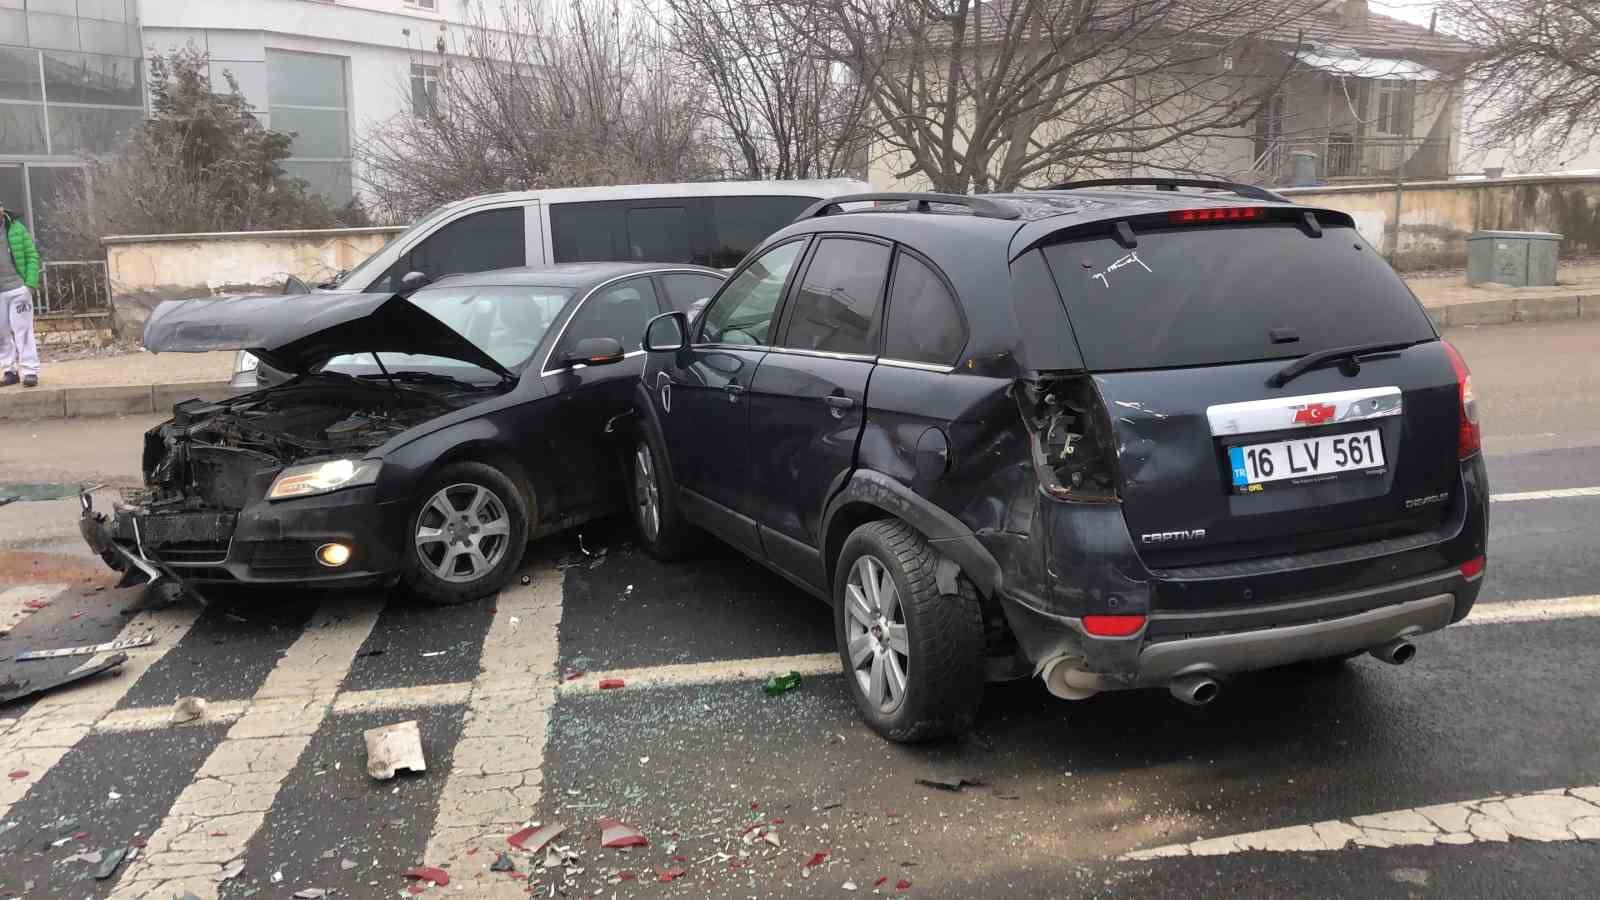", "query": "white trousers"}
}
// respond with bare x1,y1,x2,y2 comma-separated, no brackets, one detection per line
0,285,38,377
